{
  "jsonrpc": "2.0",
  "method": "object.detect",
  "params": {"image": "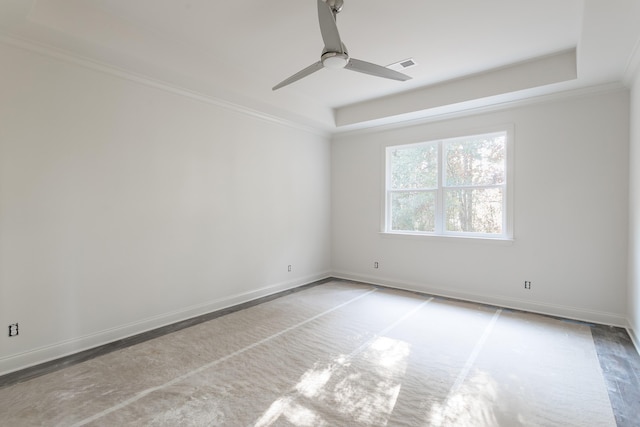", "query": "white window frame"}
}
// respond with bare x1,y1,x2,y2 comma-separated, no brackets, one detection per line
382,125,514,241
